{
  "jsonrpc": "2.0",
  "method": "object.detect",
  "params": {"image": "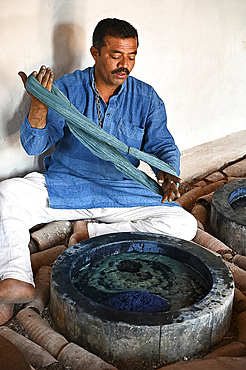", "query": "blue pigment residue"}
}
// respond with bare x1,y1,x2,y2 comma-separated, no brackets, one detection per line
229,188,246,213
72,251,209,312
103,291,170,312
